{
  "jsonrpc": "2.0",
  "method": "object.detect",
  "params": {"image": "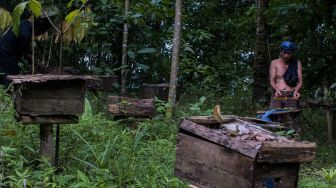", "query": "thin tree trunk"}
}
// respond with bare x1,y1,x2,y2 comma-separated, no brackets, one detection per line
252,0,269,105
327,110,334,142
166,0,182,118
120,0,129,96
